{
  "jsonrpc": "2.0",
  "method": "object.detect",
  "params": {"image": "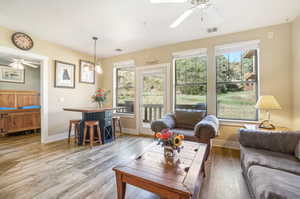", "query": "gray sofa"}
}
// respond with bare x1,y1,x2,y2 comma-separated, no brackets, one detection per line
238,129,300,199
151,110,219,160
